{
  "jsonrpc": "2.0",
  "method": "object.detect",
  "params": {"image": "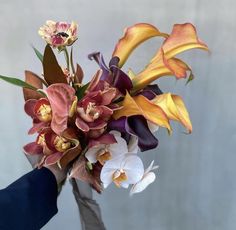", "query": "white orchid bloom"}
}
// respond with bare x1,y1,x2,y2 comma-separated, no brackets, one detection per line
147,121,159,133
101,154,144,189
85,131,131,165
130,160,159,195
